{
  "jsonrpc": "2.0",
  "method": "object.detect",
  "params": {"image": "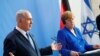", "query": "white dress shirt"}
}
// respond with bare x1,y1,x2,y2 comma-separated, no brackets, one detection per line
16,26,35,49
